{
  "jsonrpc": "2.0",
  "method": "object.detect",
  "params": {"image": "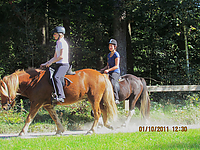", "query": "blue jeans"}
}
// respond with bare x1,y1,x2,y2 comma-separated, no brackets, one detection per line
53,63,70,99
